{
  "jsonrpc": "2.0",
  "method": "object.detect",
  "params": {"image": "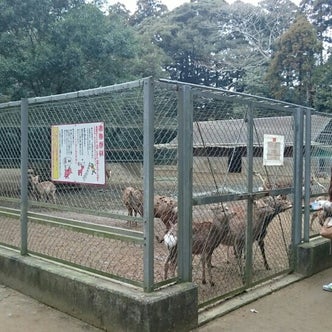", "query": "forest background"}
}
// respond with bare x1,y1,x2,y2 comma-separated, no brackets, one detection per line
0,0,331,111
